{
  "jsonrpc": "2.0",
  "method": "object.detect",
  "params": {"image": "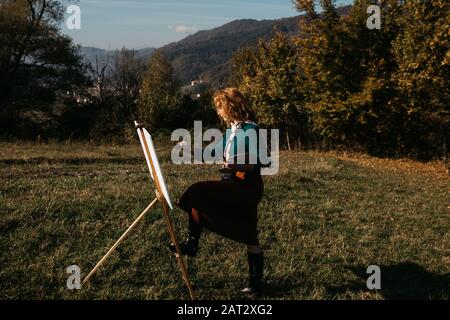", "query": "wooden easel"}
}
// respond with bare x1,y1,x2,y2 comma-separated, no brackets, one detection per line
82,123,196,300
